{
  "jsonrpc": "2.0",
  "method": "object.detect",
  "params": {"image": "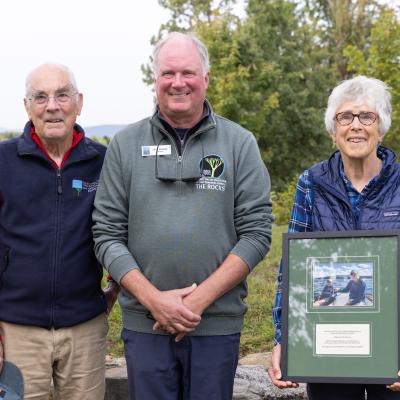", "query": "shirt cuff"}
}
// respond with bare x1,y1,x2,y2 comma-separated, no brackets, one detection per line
274,327,282,345
108,253,140,284
231,238,265,271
